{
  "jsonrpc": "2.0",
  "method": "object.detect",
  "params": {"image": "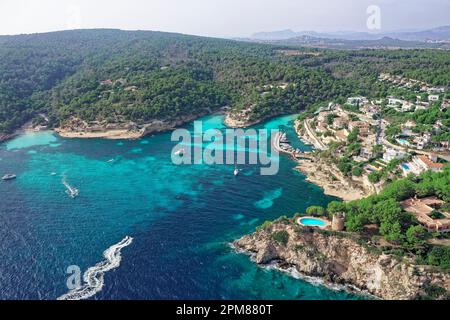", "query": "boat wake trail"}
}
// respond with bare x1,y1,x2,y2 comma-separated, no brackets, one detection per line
61,174,79,198
58,236,134,300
